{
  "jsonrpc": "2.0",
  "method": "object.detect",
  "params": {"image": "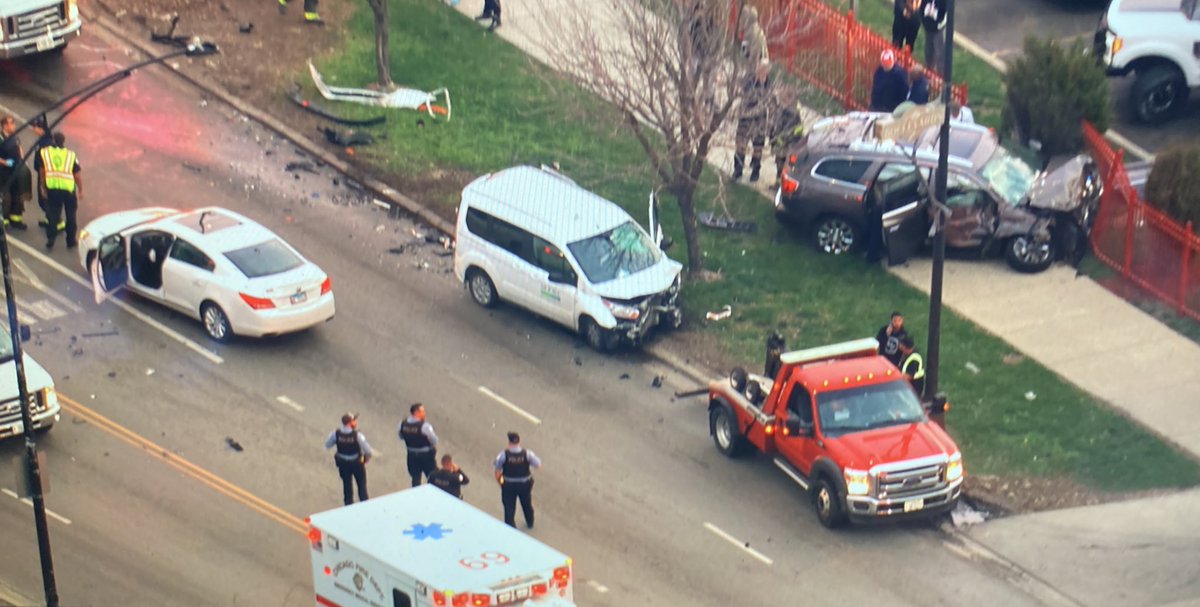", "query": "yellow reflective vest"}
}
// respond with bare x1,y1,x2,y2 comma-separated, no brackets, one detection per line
40,146,77,193
902,352,925,380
